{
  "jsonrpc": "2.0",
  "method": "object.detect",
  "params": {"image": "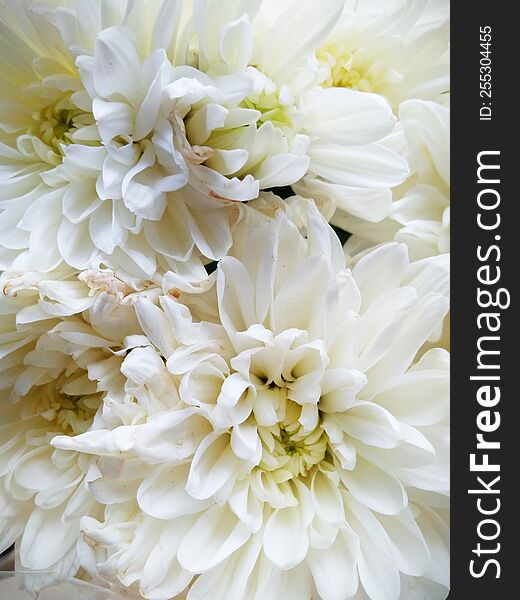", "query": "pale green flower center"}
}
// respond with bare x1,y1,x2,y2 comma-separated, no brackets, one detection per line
258,395,327,479
318,42,373,92
241,90,295,129
26,84,96,154
32,105,97,155
31,380,101,436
